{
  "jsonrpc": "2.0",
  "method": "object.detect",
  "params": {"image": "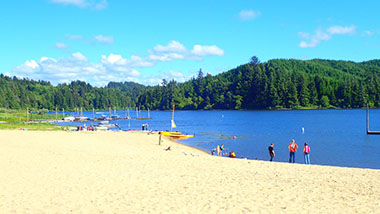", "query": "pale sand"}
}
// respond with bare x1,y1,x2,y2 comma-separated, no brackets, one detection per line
0,130,380,213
